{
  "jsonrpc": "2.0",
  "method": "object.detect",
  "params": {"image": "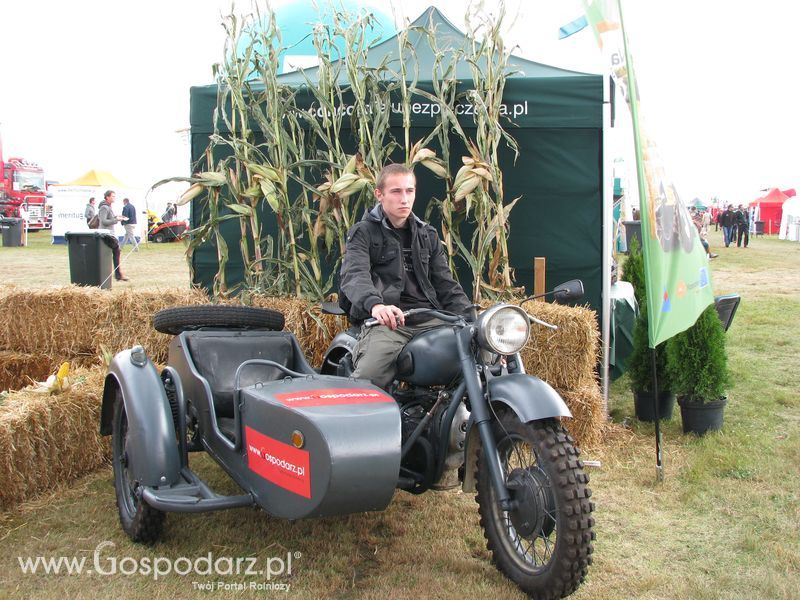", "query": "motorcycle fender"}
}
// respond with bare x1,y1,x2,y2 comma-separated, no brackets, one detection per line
487,373,572,422
99,349,181,487
461,374,572,493
320,330,358,374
